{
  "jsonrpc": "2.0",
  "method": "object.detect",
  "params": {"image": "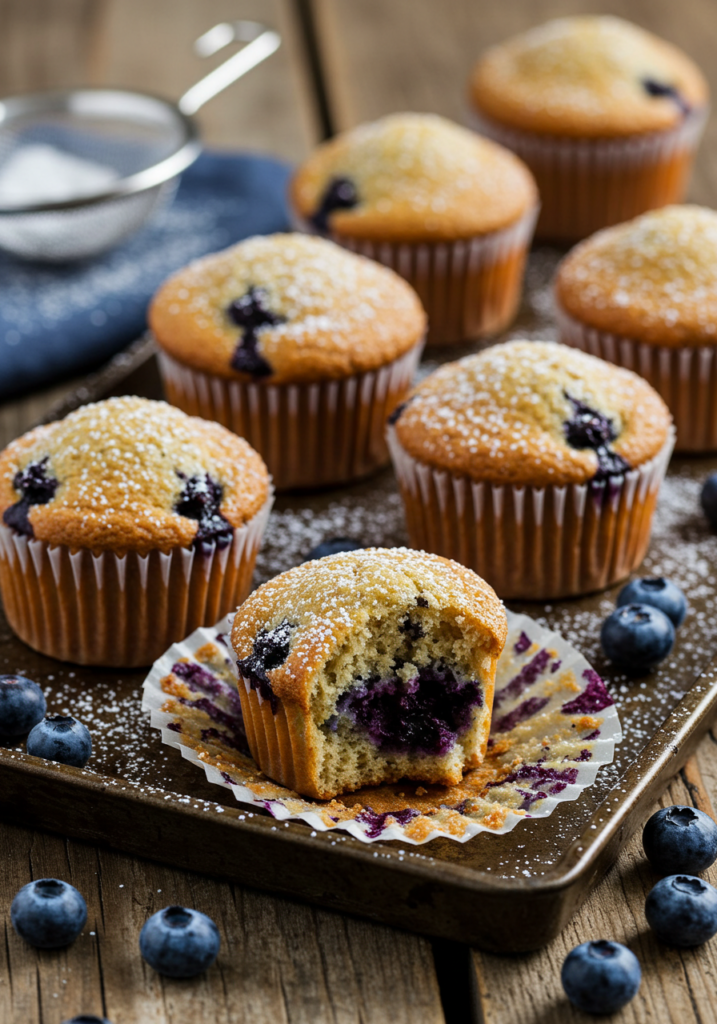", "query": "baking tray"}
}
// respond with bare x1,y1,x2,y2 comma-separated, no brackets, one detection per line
2,248,717,951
